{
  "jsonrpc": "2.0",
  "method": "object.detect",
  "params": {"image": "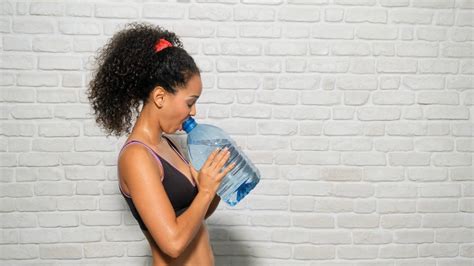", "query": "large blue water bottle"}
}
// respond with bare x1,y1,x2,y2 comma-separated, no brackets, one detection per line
182,117,260,206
